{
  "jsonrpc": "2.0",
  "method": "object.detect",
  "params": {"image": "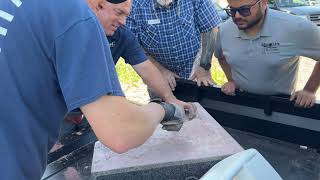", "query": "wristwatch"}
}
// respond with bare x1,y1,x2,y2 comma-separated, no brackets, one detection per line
200,63,211,71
